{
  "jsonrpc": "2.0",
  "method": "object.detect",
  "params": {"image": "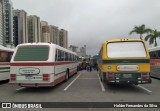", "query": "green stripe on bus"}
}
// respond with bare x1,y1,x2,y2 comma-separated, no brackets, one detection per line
103,59,150,64
0,67,10,70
